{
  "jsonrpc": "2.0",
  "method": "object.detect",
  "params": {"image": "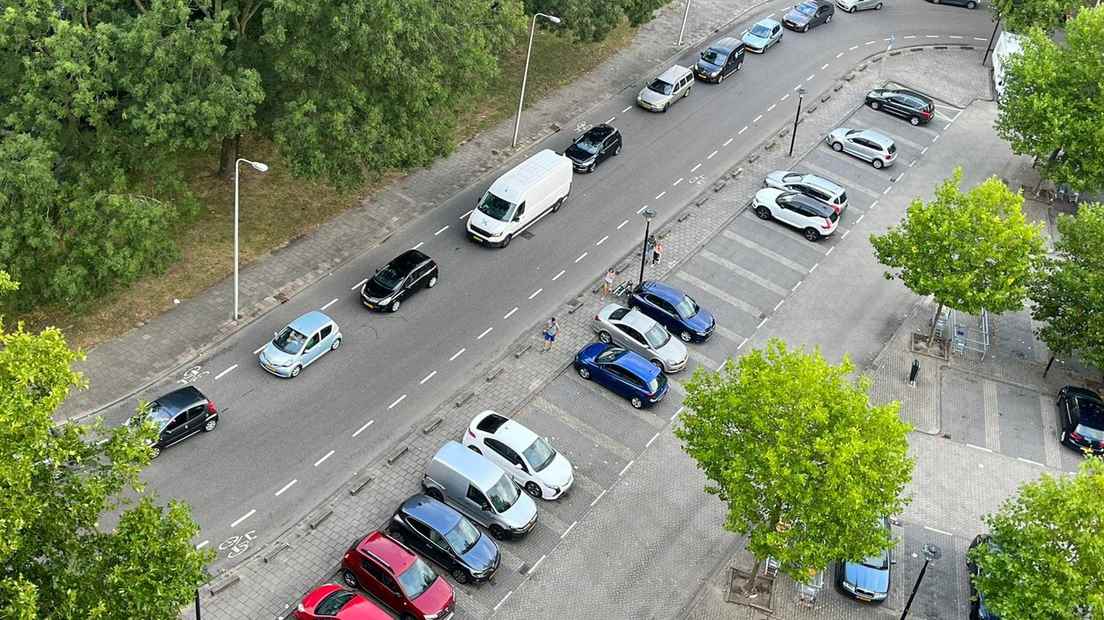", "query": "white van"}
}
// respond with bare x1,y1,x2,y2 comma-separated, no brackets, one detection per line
992,31,1024,99
466,149,572,248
